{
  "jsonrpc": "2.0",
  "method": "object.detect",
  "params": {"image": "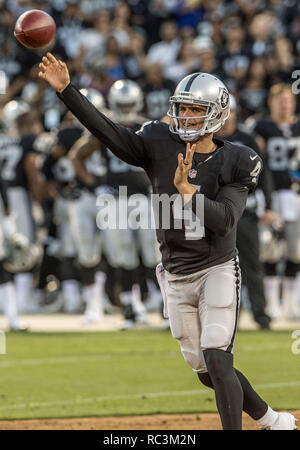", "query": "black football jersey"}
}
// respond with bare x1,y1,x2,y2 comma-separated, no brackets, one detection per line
0,133,38,189
80,146,108,193
221,126,273,213
105,123,151,197
42,124,84,196
58,84,262,274
254,119,300,190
